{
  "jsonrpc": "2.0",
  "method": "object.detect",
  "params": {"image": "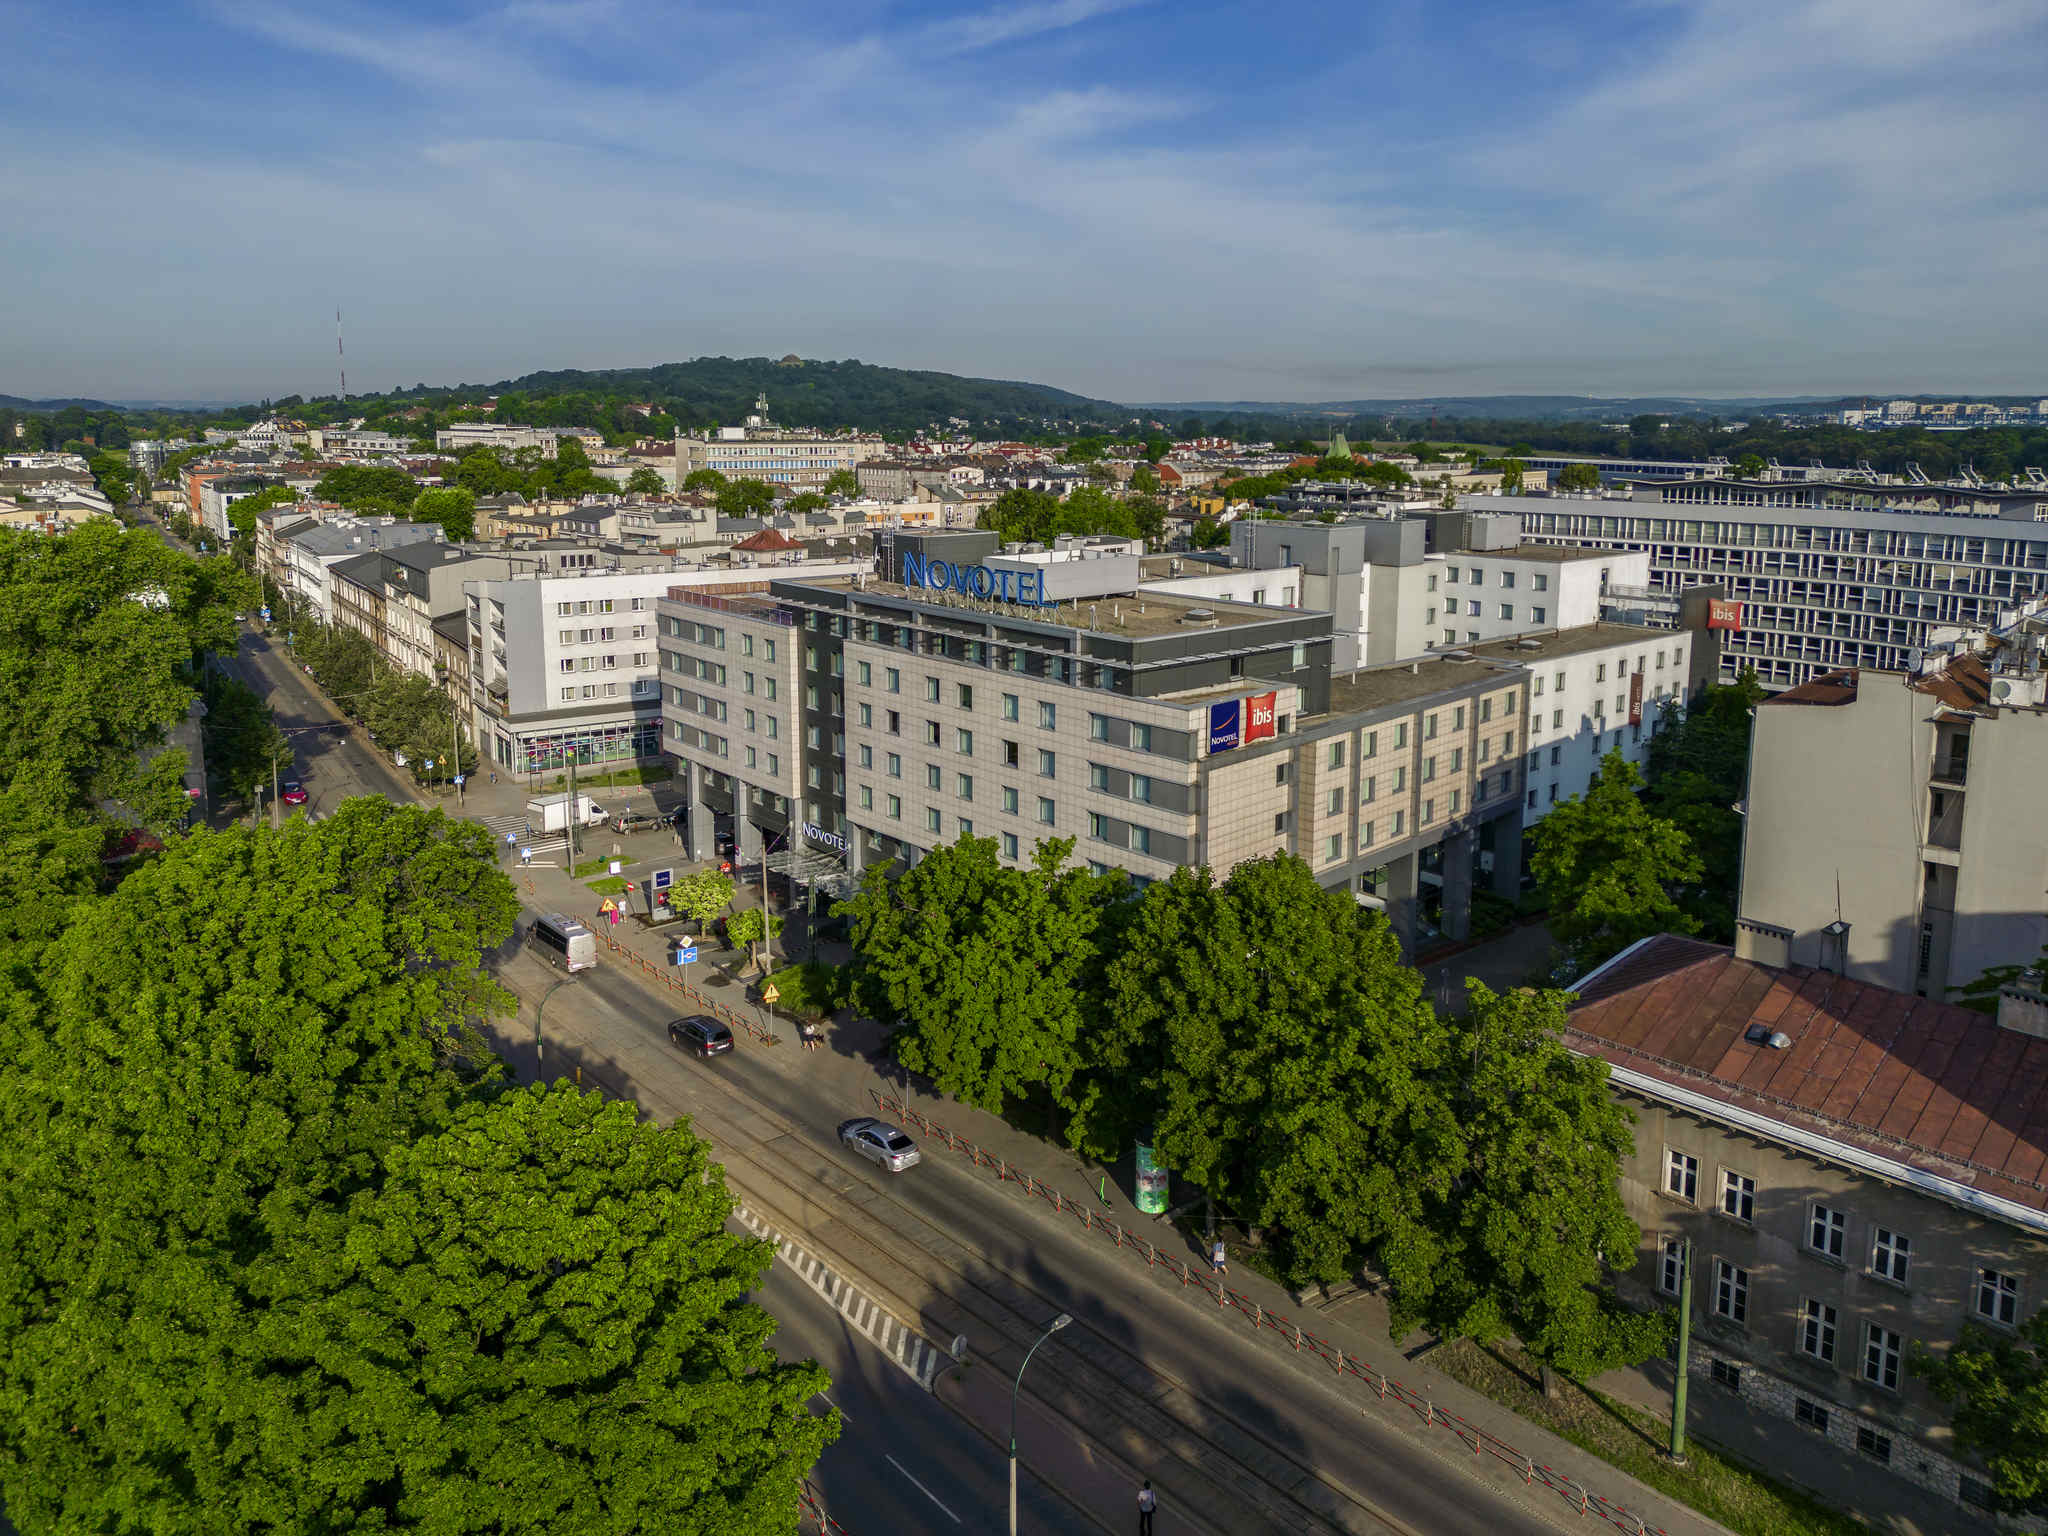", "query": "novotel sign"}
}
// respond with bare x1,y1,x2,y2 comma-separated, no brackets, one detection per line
903,551,1052,607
